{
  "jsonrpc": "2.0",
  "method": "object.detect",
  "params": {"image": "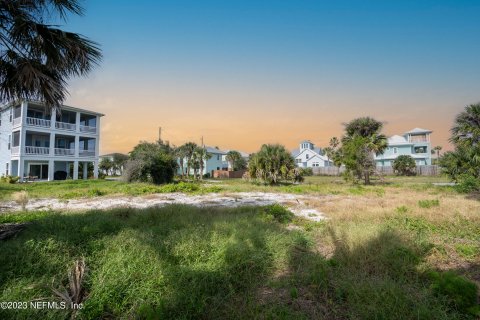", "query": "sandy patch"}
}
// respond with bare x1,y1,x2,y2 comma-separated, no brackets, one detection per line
1,192,326,221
